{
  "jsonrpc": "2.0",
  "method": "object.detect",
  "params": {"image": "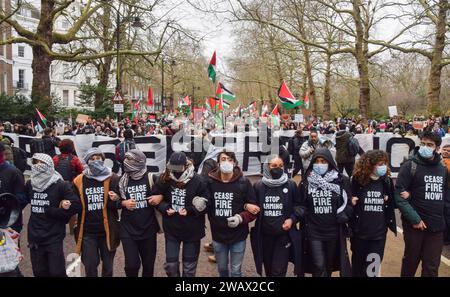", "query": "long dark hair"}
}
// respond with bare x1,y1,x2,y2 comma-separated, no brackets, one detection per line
352,150,390,186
